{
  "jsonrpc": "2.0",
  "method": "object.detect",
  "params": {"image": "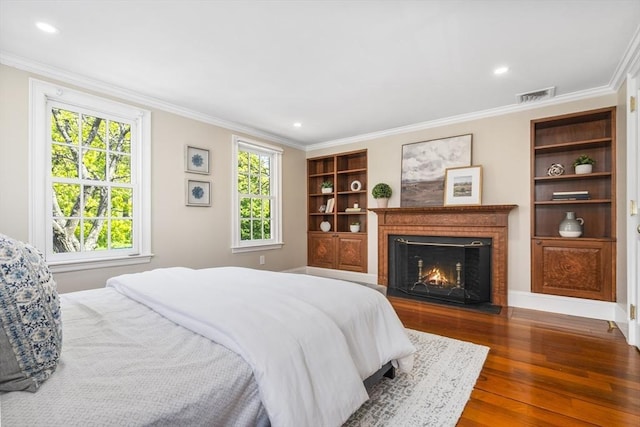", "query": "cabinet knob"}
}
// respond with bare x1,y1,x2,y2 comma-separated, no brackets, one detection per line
535,240,542,245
